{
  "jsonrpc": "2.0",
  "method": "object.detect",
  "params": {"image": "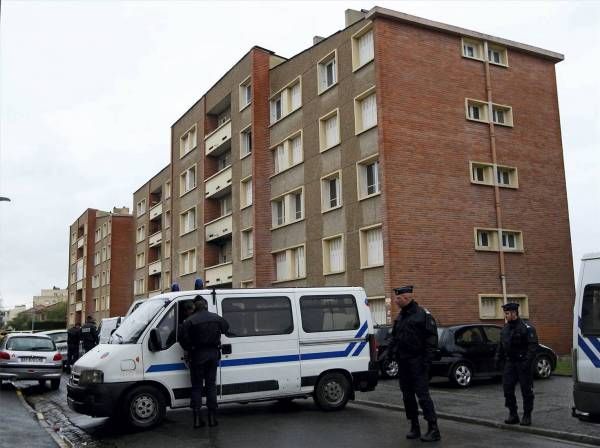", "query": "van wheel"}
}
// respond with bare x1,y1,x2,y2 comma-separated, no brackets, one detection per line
50,379,60,390
123,385,166,429
314,372,350,411
450,362,472,387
